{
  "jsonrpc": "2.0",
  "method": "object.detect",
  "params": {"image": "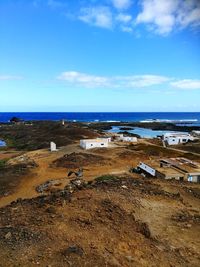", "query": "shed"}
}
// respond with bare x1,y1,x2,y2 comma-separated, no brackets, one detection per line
50,142,57,152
